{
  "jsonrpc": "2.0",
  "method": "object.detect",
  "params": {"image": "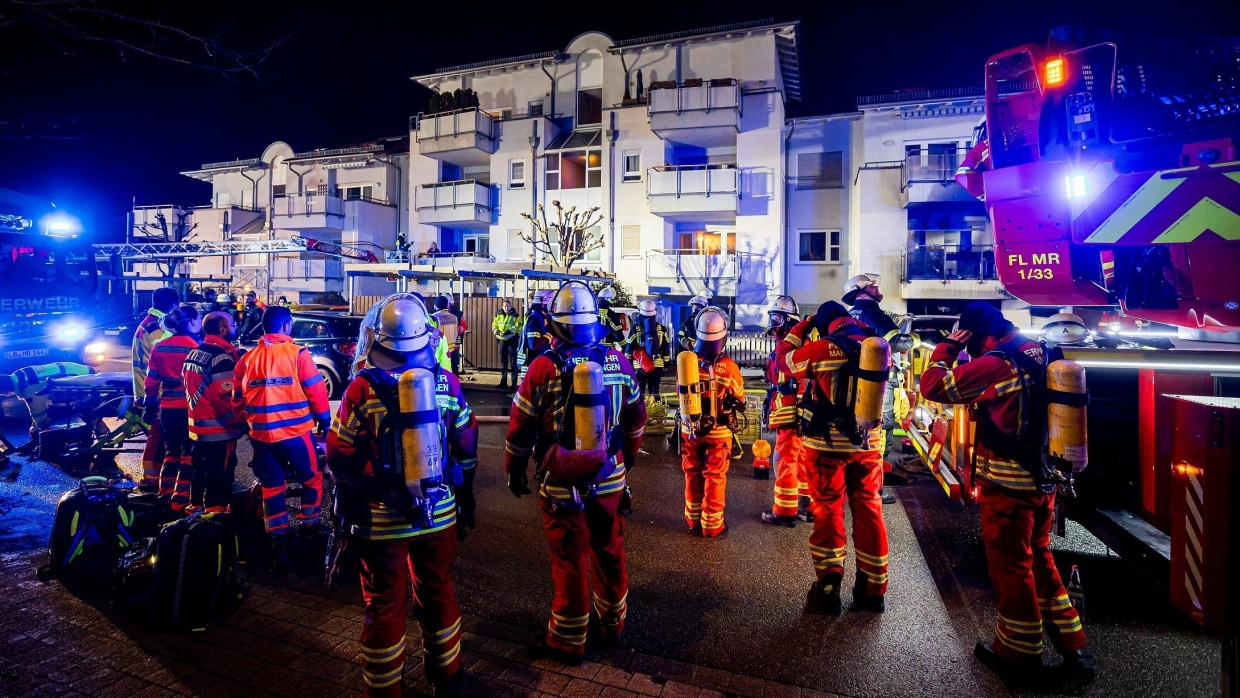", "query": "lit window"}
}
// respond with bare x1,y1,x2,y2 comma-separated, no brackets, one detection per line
798,230,841,263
